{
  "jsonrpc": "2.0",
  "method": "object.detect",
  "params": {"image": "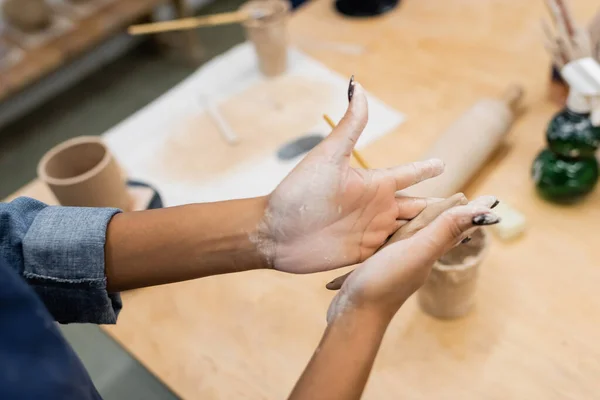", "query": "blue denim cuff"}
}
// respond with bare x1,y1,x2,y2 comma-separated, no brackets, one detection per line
22,206,122,324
